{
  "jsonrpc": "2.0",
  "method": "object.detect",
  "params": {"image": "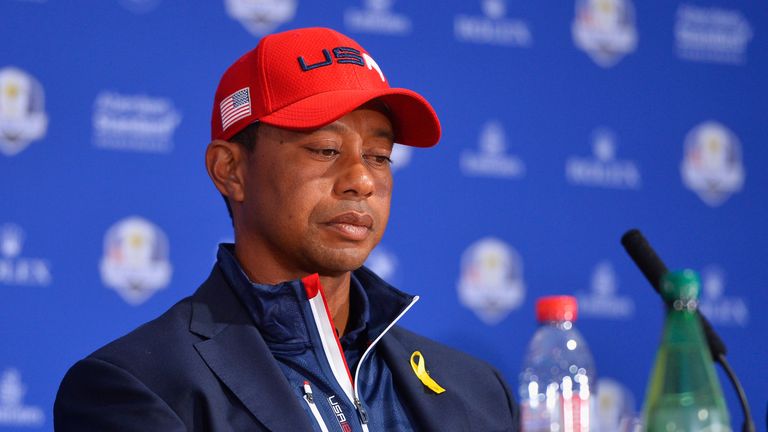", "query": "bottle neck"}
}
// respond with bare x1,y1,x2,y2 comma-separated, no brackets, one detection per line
669,298,699,313
539,319,575,330
662,303,706,346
